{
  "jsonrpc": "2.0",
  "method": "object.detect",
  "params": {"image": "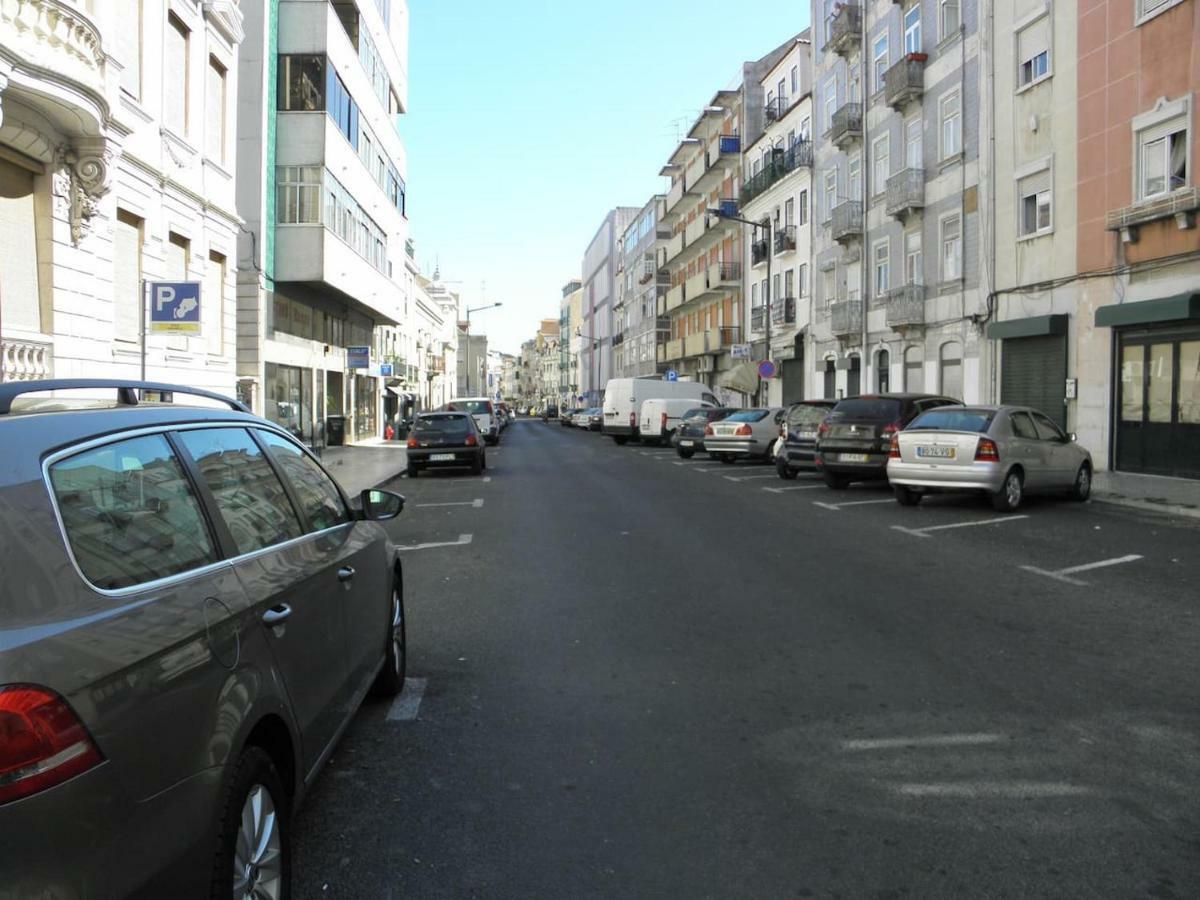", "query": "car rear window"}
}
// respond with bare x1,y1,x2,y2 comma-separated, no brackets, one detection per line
725,410,770,422
448,400,492,415
787,404,832,428
417,415,471,435
829,398,902,421
908,409,995,432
